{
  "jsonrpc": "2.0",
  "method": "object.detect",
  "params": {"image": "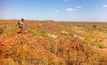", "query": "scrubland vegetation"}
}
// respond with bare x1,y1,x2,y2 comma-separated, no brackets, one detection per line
0,20,107,65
